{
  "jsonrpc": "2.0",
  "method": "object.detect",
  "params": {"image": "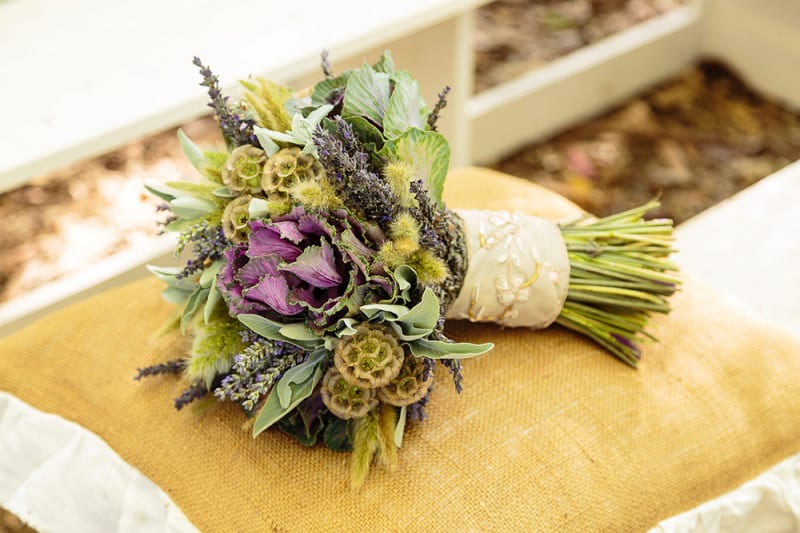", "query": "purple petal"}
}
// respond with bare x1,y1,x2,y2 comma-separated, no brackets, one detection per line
248,226,302,261
297,213,333,238
293,285,323,308
244,275,303,315
272,220,305,244
280,242,342,288
238,255,279,286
